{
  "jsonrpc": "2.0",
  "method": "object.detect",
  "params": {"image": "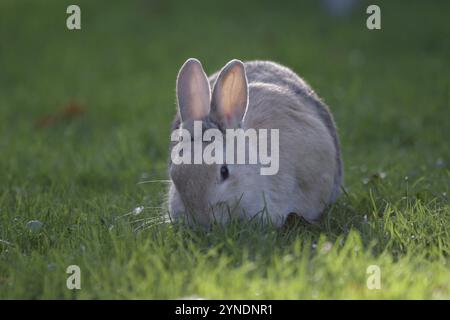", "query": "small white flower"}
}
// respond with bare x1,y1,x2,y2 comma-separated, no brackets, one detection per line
26,220,43,233
133,206,144,215
320,242,333,254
